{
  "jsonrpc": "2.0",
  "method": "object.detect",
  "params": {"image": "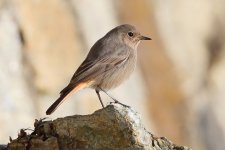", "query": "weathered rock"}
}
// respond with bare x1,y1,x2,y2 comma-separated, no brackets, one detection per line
7,104,191,150
0,145,7,150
